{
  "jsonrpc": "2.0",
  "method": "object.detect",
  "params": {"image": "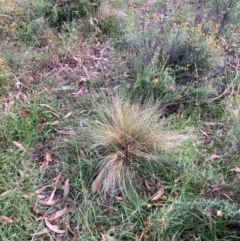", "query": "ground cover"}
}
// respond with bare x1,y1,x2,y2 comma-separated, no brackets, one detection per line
0,0,240,240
